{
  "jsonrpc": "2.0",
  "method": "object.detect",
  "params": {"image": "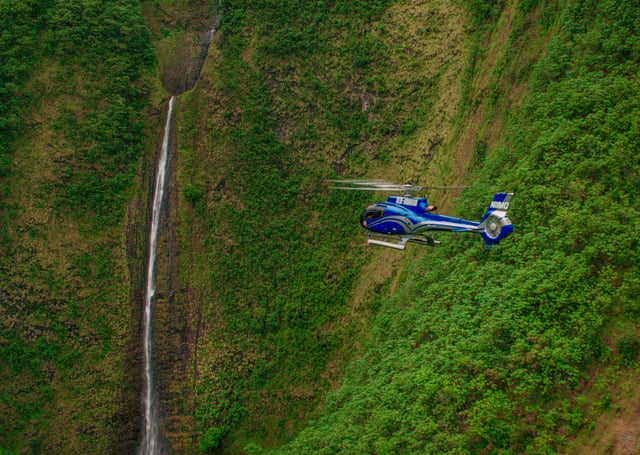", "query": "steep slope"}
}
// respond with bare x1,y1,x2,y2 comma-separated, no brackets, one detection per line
163,0,475,451
266,0,640,454
2,0,638,453
0,1,156,452
166,0,640,452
